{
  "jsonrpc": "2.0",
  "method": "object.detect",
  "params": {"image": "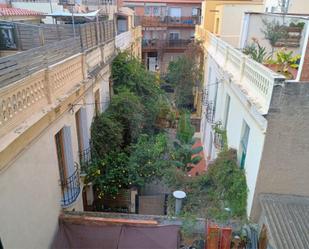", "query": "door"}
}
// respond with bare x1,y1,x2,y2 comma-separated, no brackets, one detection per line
148,57,157,71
